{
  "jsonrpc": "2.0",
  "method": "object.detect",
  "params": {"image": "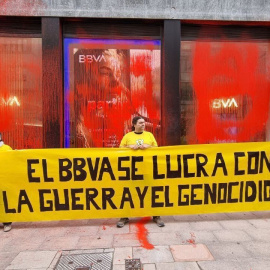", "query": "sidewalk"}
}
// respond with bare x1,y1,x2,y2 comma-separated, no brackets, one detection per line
1,211,270,270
